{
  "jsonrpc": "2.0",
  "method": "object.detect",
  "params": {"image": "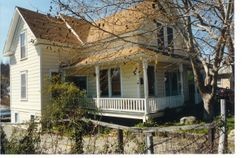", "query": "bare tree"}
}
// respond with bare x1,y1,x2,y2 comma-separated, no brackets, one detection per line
47,0,234,122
